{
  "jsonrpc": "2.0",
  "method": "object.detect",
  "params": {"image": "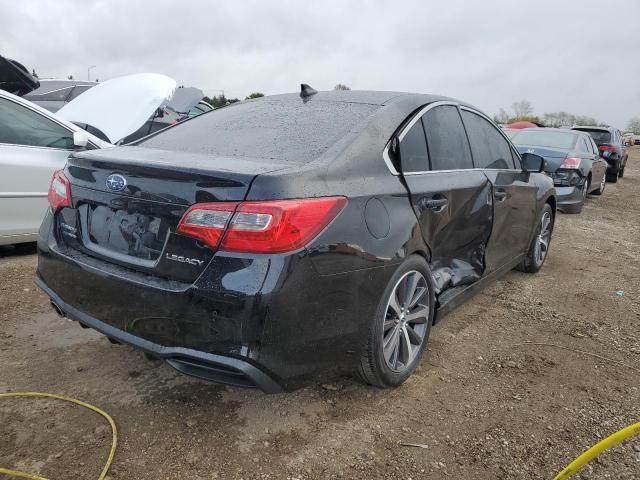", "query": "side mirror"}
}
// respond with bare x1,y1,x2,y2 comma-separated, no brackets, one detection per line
73,130,89,149
521,152,545,173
